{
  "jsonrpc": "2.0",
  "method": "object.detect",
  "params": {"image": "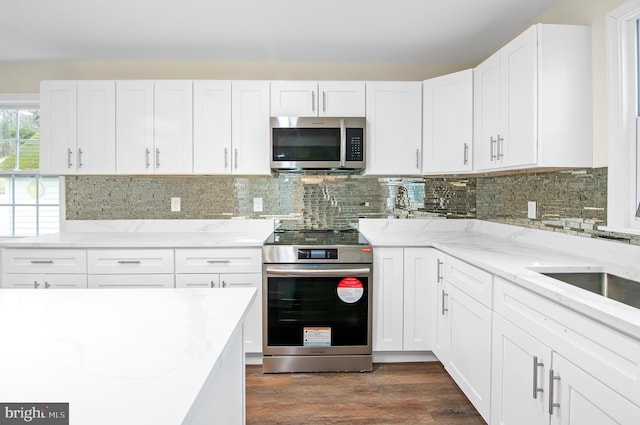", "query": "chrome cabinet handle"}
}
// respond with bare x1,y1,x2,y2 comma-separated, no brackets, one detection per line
463,143,469,165
322,91,326,113
156,148,160,168
490,137,497,161
145,148,151,168
206,259,231,264
67,148,73,168
416,149,420,169
34,281,40,289
234,149,238,169
311,91,315,113
497,134,504,159
224,148,228,169
31,260,54,264
78,148,84,168
117,260,142,264
548,369,561,414
436,259,444,283
441,290,448,315
532,356,544,399
210,281,215,288
44,282,51,289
